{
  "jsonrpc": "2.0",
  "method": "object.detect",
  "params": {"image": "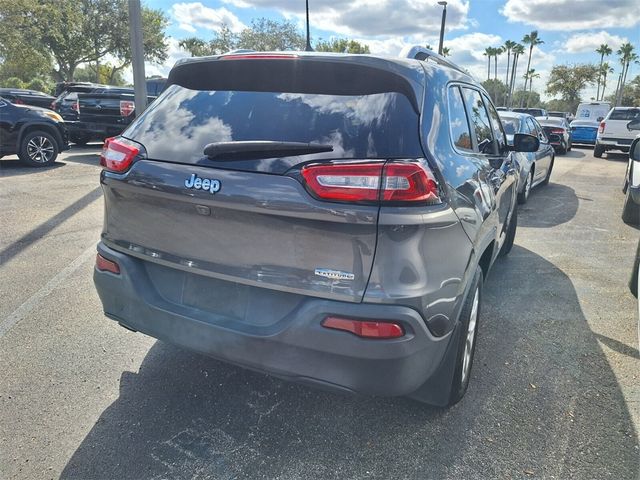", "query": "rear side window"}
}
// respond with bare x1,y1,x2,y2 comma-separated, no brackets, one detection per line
483,94,507,150
447,86,473,152
501,117,519,135
610,109,640,120
125,85,424,163
461,88,496,154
